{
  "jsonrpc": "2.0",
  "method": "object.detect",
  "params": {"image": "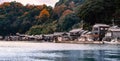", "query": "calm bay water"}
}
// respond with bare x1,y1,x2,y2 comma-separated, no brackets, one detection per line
0,42,120,61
